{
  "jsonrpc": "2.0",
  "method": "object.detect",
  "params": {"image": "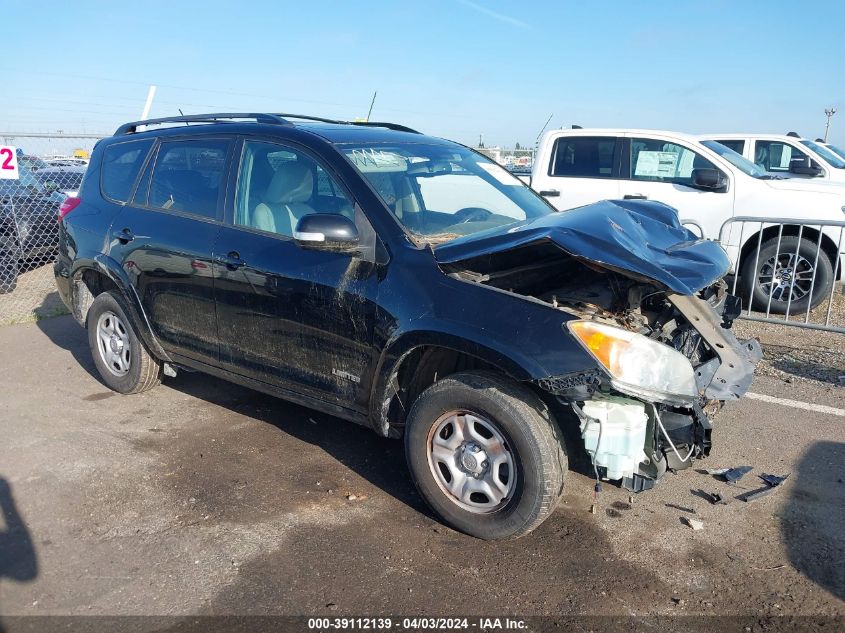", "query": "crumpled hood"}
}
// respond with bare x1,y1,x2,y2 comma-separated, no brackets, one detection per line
434,199,730,296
